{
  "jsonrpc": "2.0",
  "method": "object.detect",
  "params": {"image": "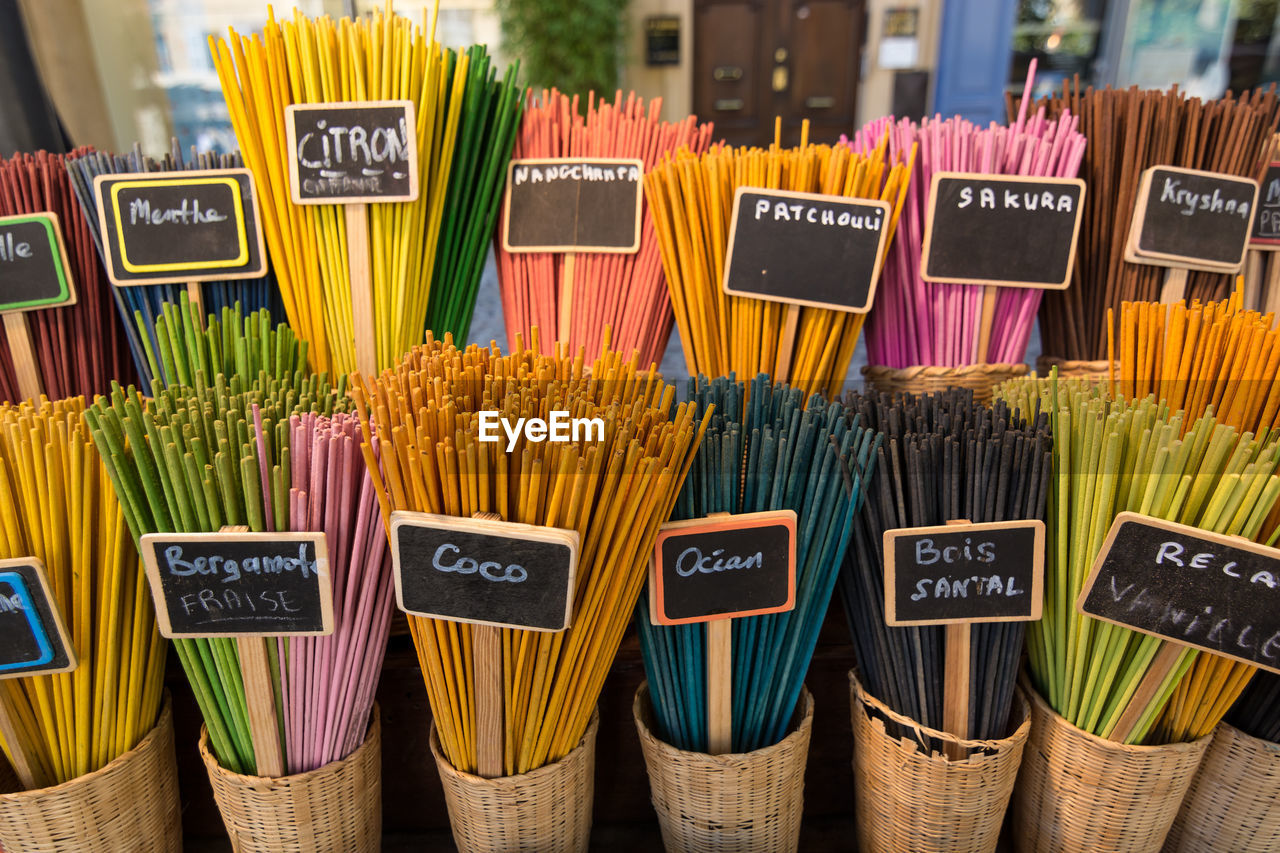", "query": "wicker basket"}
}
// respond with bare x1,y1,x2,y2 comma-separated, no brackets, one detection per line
849,671,1028,853
861,363,1030,405
199,705,382,852
633,681,813,853
430,710,599,853
1010,683,1210,852
0,693,181,852
1034,356,1116,381
1163,722,1280,852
